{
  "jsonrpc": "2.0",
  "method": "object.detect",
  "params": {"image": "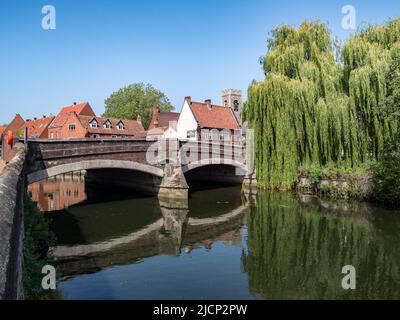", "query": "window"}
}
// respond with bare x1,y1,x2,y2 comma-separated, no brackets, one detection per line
103,121,111,129
201,129,211,141
220,130,231,141
117,122,125,130
90,120,98,128
68,124,76,131
234,100,239,112
187,130,196,138
92,134,100,139
111,135,117,139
